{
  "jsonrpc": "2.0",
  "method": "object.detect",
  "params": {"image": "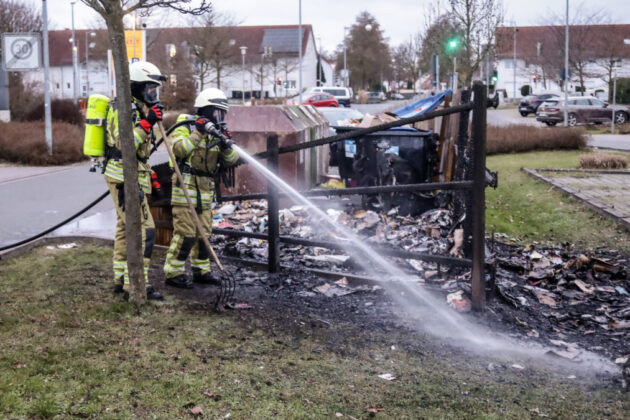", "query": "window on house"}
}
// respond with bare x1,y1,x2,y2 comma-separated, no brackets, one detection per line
56,83,60,89
505,61,512,69
67,83,70,88
289,80,296,88
166,43,176,58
